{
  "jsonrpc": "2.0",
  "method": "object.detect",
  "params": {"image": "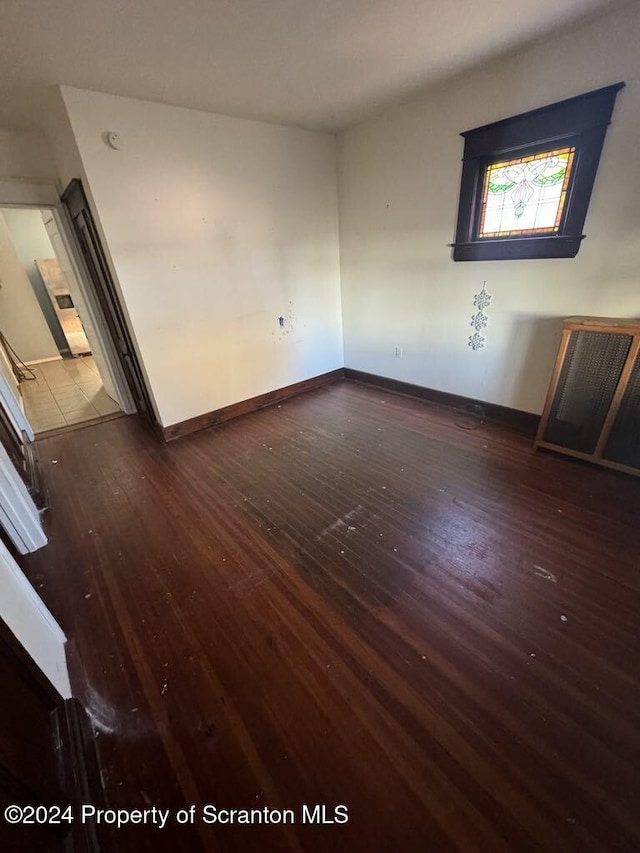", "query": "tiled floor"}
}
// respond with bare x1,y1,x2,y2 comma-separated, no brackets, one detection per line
20,356,122,434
